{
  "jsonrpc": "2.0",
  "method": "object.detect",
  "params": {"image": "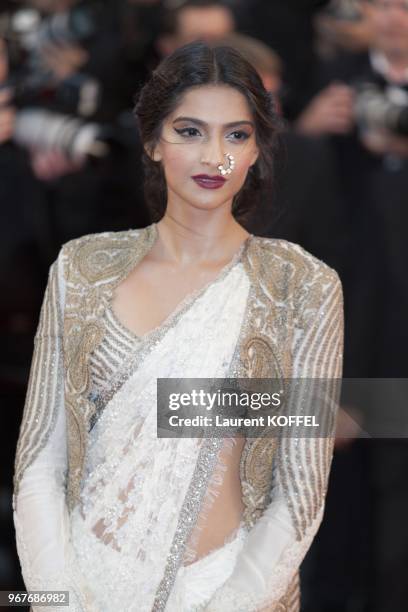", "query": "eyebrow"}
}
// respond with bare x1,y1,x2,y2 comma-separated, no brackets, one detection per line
172,116,254,128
